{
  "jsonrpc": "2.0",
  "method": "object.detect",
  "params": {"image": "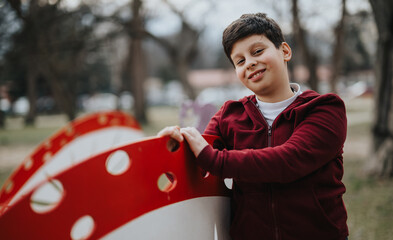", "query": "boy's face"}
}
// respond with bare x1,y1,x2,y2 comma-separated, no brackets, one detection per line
230,34,292,101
